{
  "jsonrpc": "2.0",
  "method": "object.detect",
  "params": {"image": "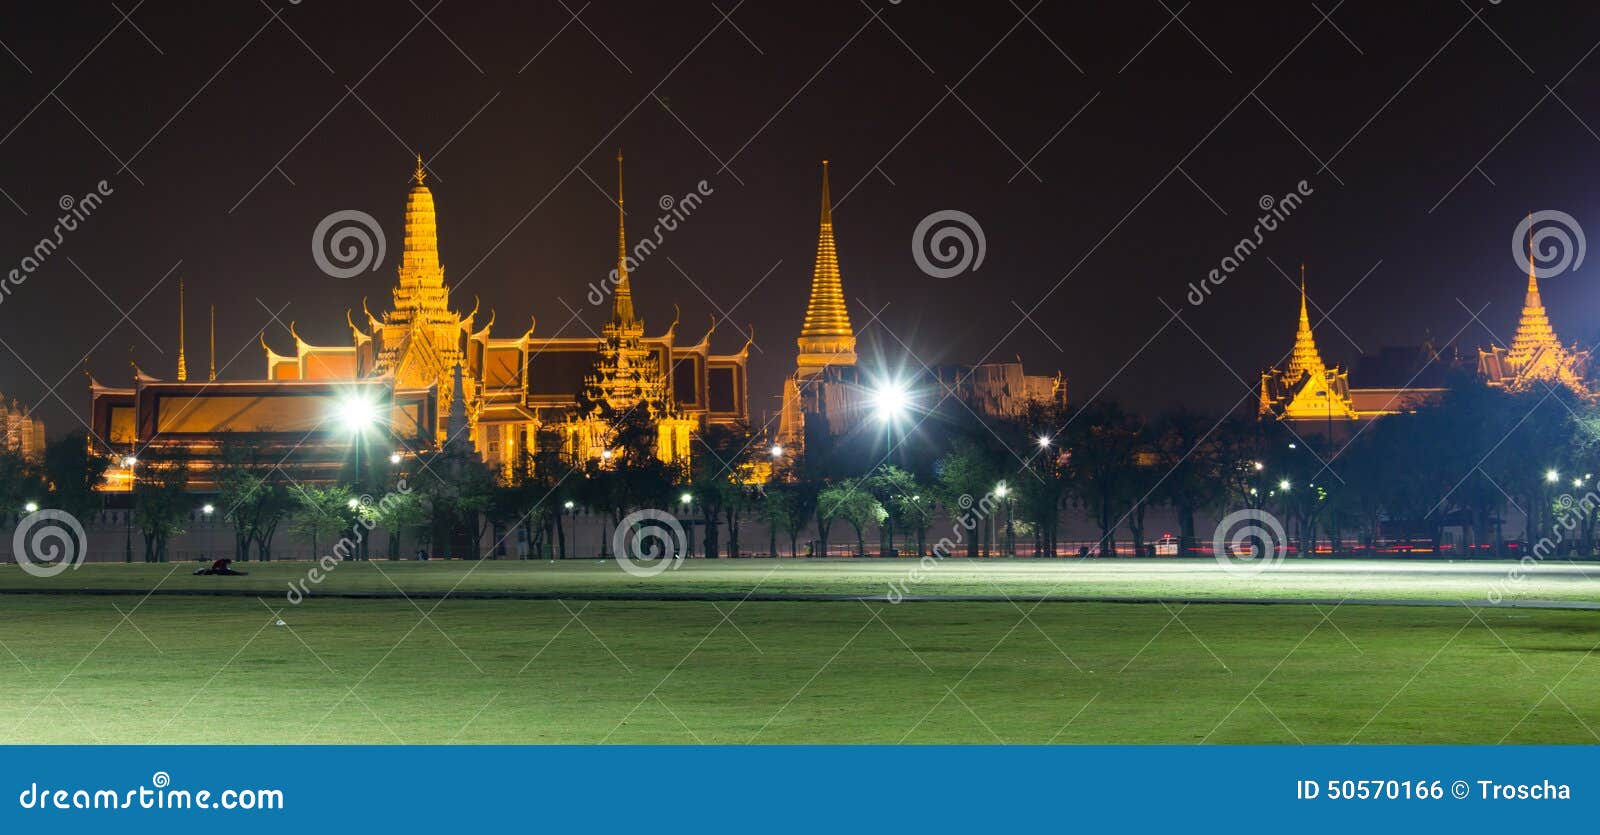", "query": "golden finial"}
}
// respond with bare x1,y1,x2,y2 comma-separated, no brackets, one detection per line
413,153,427,186
208,303,216,382
176,277,188,382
